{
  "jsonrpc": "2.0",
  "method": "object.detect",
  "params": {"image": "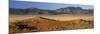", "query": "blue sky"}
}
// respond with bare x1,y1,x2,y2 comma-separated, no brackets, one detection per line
9,0,94,10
